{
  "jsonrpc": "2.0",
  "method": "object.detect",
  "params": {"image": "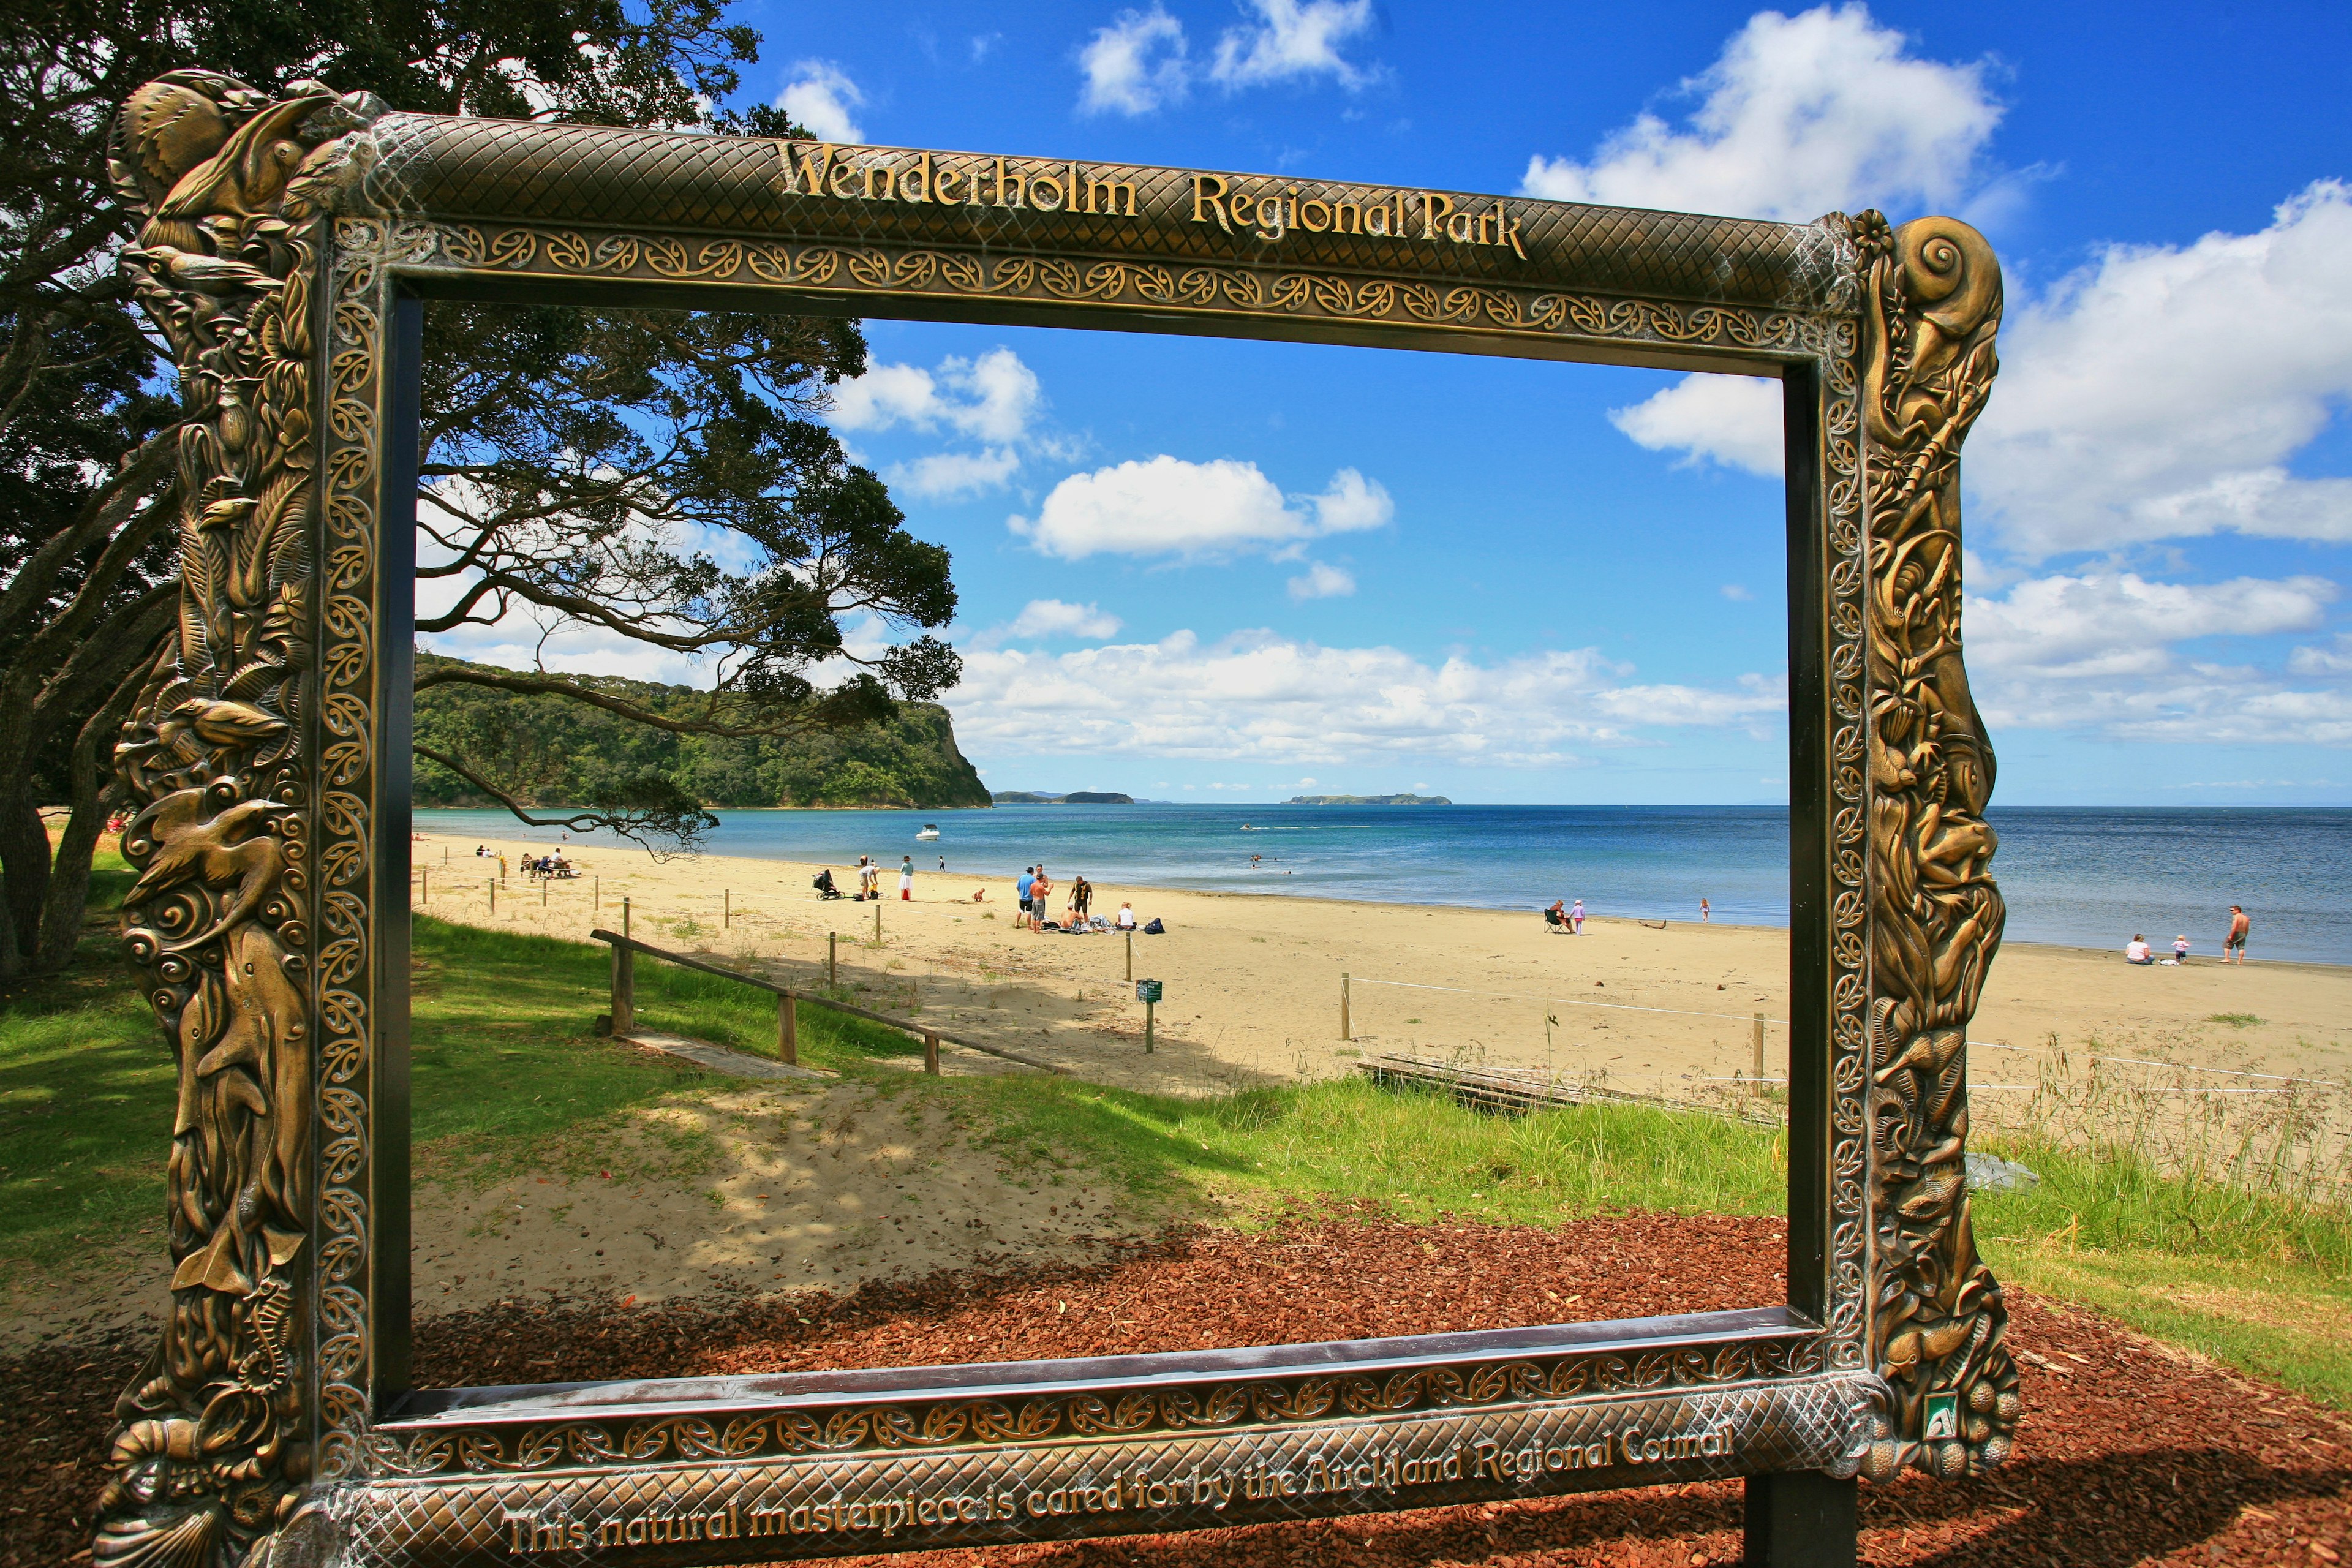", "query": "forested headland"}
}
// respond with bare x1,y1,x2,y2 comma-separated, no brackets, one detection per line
413,653,990,811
